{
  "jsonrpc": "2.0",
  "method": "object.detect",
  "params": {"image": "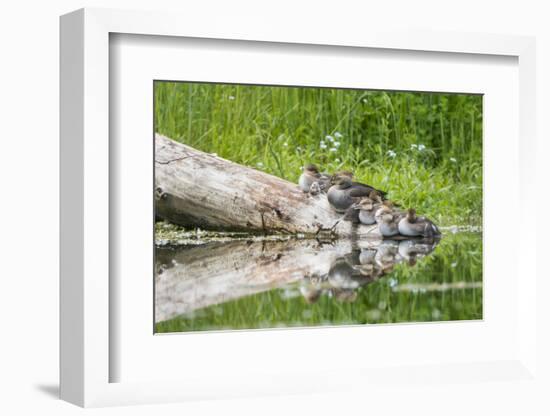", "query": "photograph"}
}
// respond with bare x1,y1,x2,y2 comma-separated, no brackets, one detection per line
153,81,483,333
